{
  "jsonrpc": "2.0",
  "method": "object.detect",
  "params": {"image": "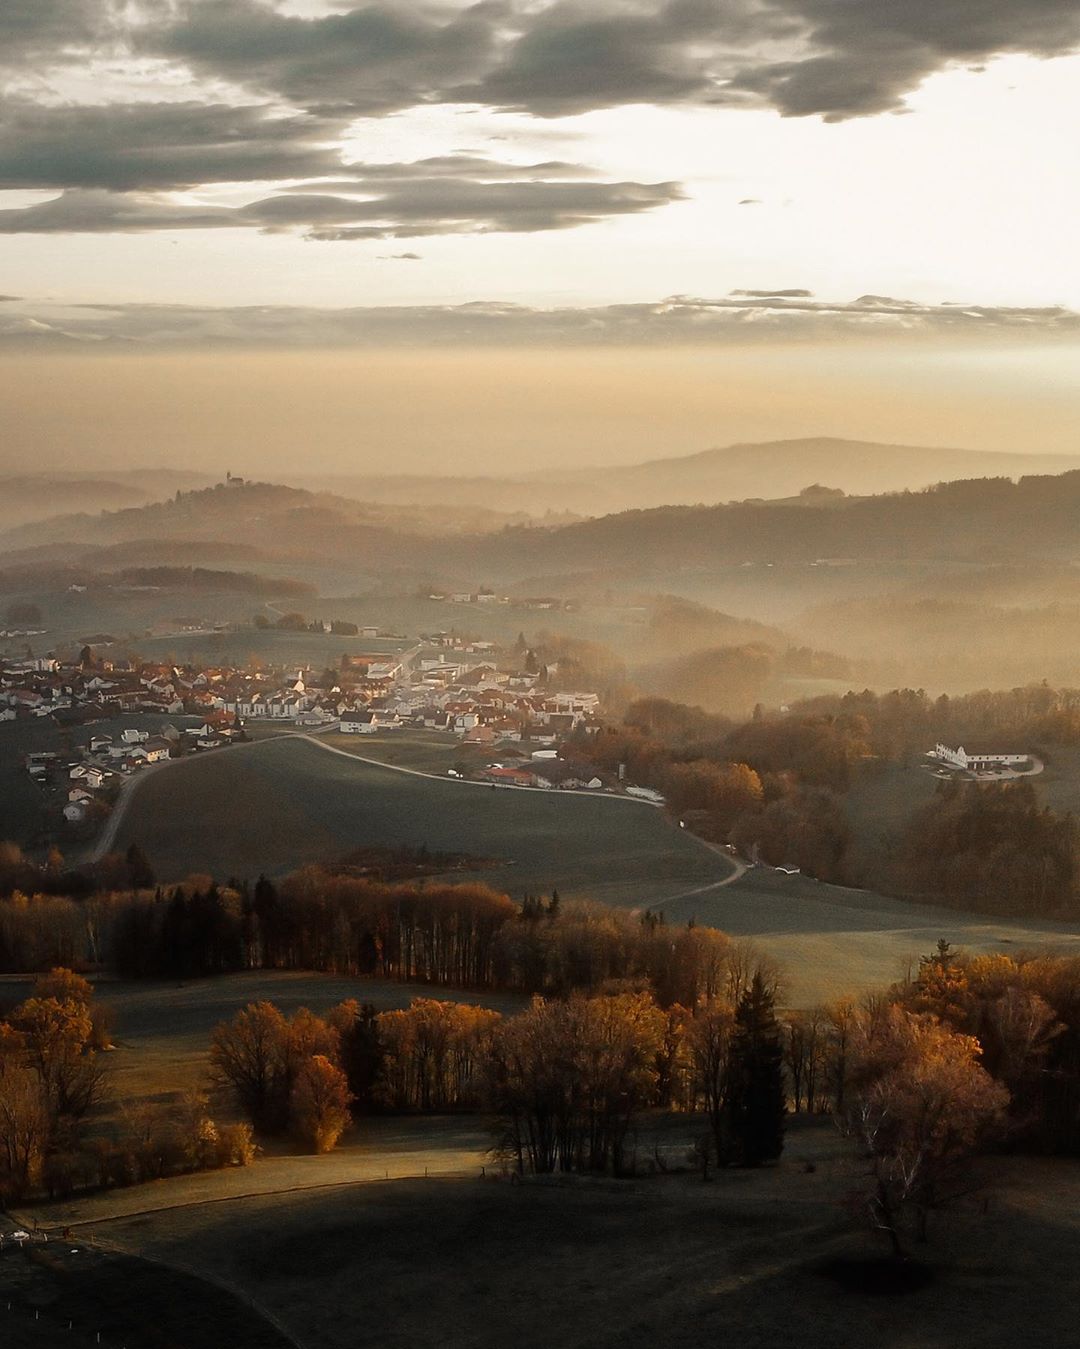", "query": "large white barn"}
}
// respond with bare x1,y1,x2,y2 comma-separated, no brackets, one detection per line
928,744,1029,773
